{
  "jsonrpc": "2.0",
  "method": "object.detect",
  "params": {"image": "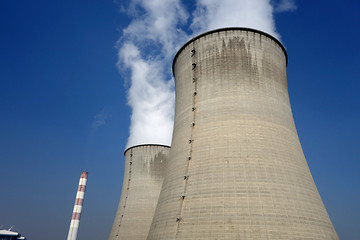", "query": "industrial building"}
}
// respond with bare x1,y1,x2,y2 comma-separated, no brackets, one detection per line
109,144,170,240
0,230,26,240
110,28,338,239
